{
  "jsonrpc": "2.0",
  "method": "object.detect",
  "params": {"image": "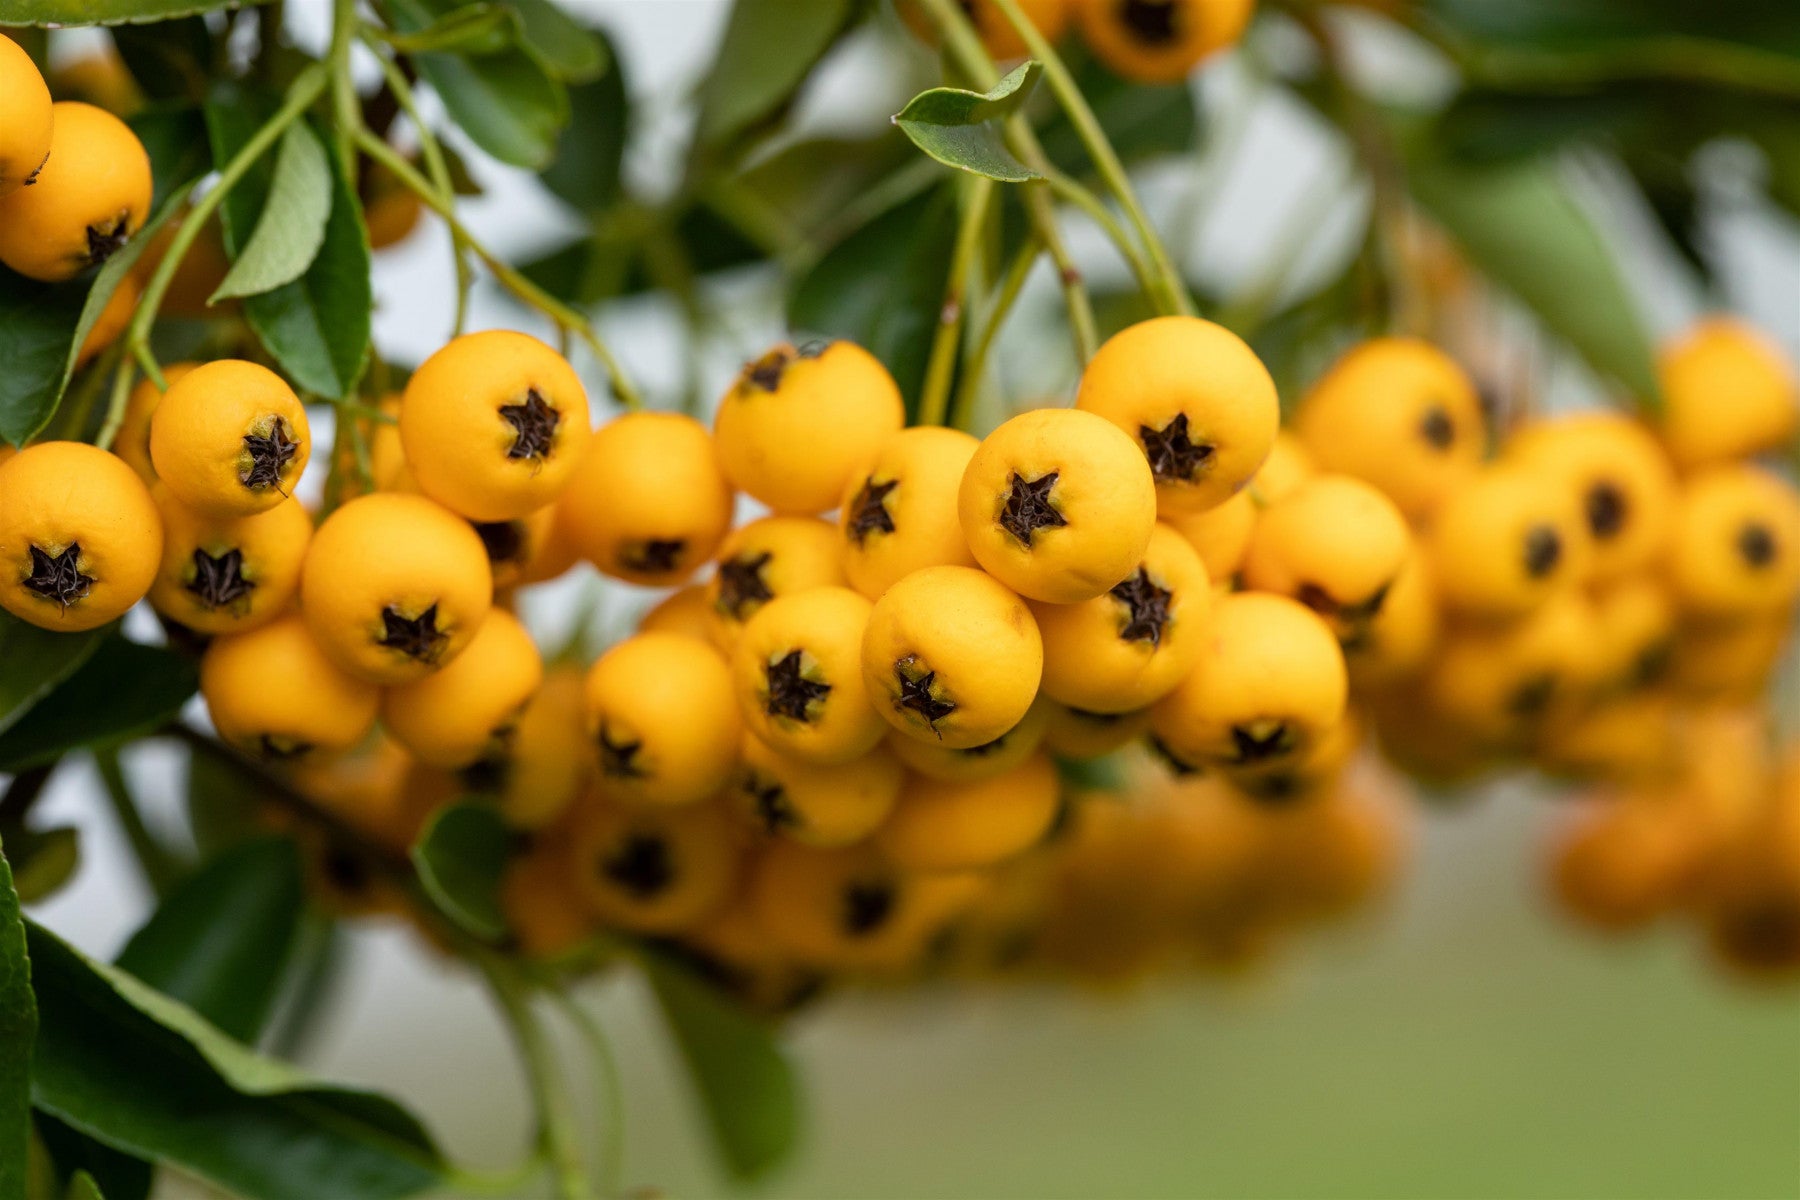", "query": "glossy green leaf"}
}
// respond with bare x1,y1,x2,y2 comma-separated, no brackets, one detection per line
0,838,37,1200
376,2,514,56
0,640,198,774
110,17,213,101
0,0,267,26
894,61,1042,182
127,105,212,210
735,131,920,250
694,0,860,156
0,616,109,738
7,826,80,906
643,951,799,1182
539,29,627,215
789,186,958,415
115,838,304,1045
387,0,569,170
34,1114,152,1200
1405,144,1662,406
506,0,607,82
210,122,331,303
27,920,445,1200
410,803,508,941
